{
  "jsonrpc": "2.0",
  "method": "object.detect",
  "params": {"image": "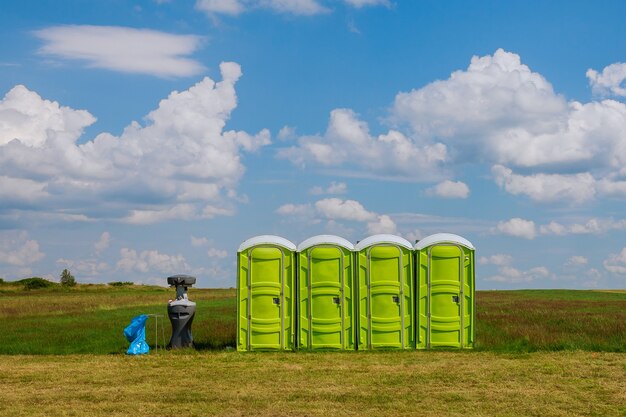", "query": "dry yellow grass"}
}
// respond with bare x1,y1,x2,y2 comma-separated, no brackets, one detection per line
0,351,624,416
